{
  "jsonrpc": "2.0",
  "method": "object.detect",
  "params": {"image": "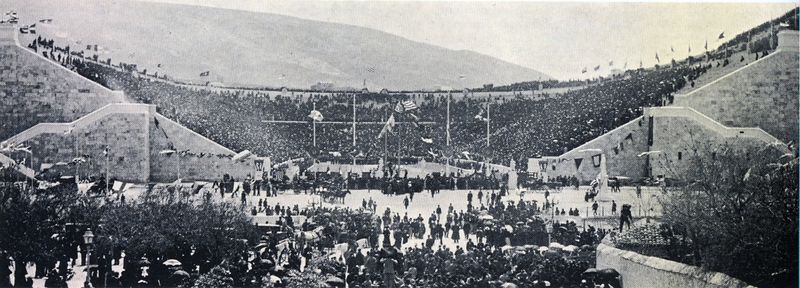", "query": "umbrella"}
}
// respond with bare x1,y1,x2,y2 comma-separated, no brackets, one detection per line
325,276,345,287
479,215,494,220
259,258,275,267
582,268,598,276
537,246,549,252
548,242,564,249
162,259,182,267
269,275,282,284
563,245,578,252
599,268,620,278
302,231,319,240
503,225,514,233
501,283,518,288
501,245,514,251
171,270,190,278
137,258,151,266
